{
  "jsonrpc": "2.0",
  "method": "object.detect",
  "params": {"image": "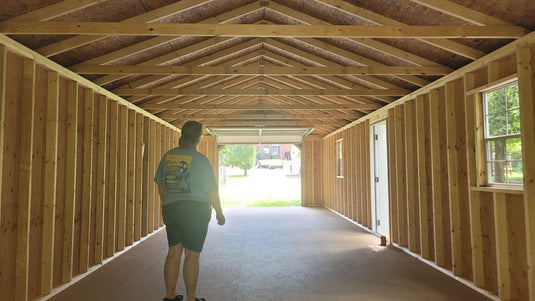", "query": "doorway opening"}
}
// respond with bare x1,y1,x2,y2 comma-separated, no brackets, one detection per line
218,144,301,207
371,121,390,238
